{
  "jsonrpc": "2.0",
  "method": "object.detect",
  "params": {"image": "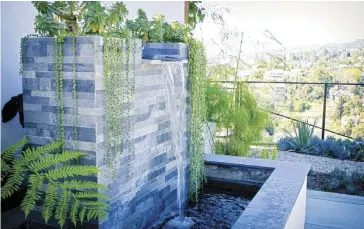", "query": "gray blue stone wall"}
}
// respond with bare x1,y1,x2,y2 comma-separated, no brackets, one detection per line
22,37,190,229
